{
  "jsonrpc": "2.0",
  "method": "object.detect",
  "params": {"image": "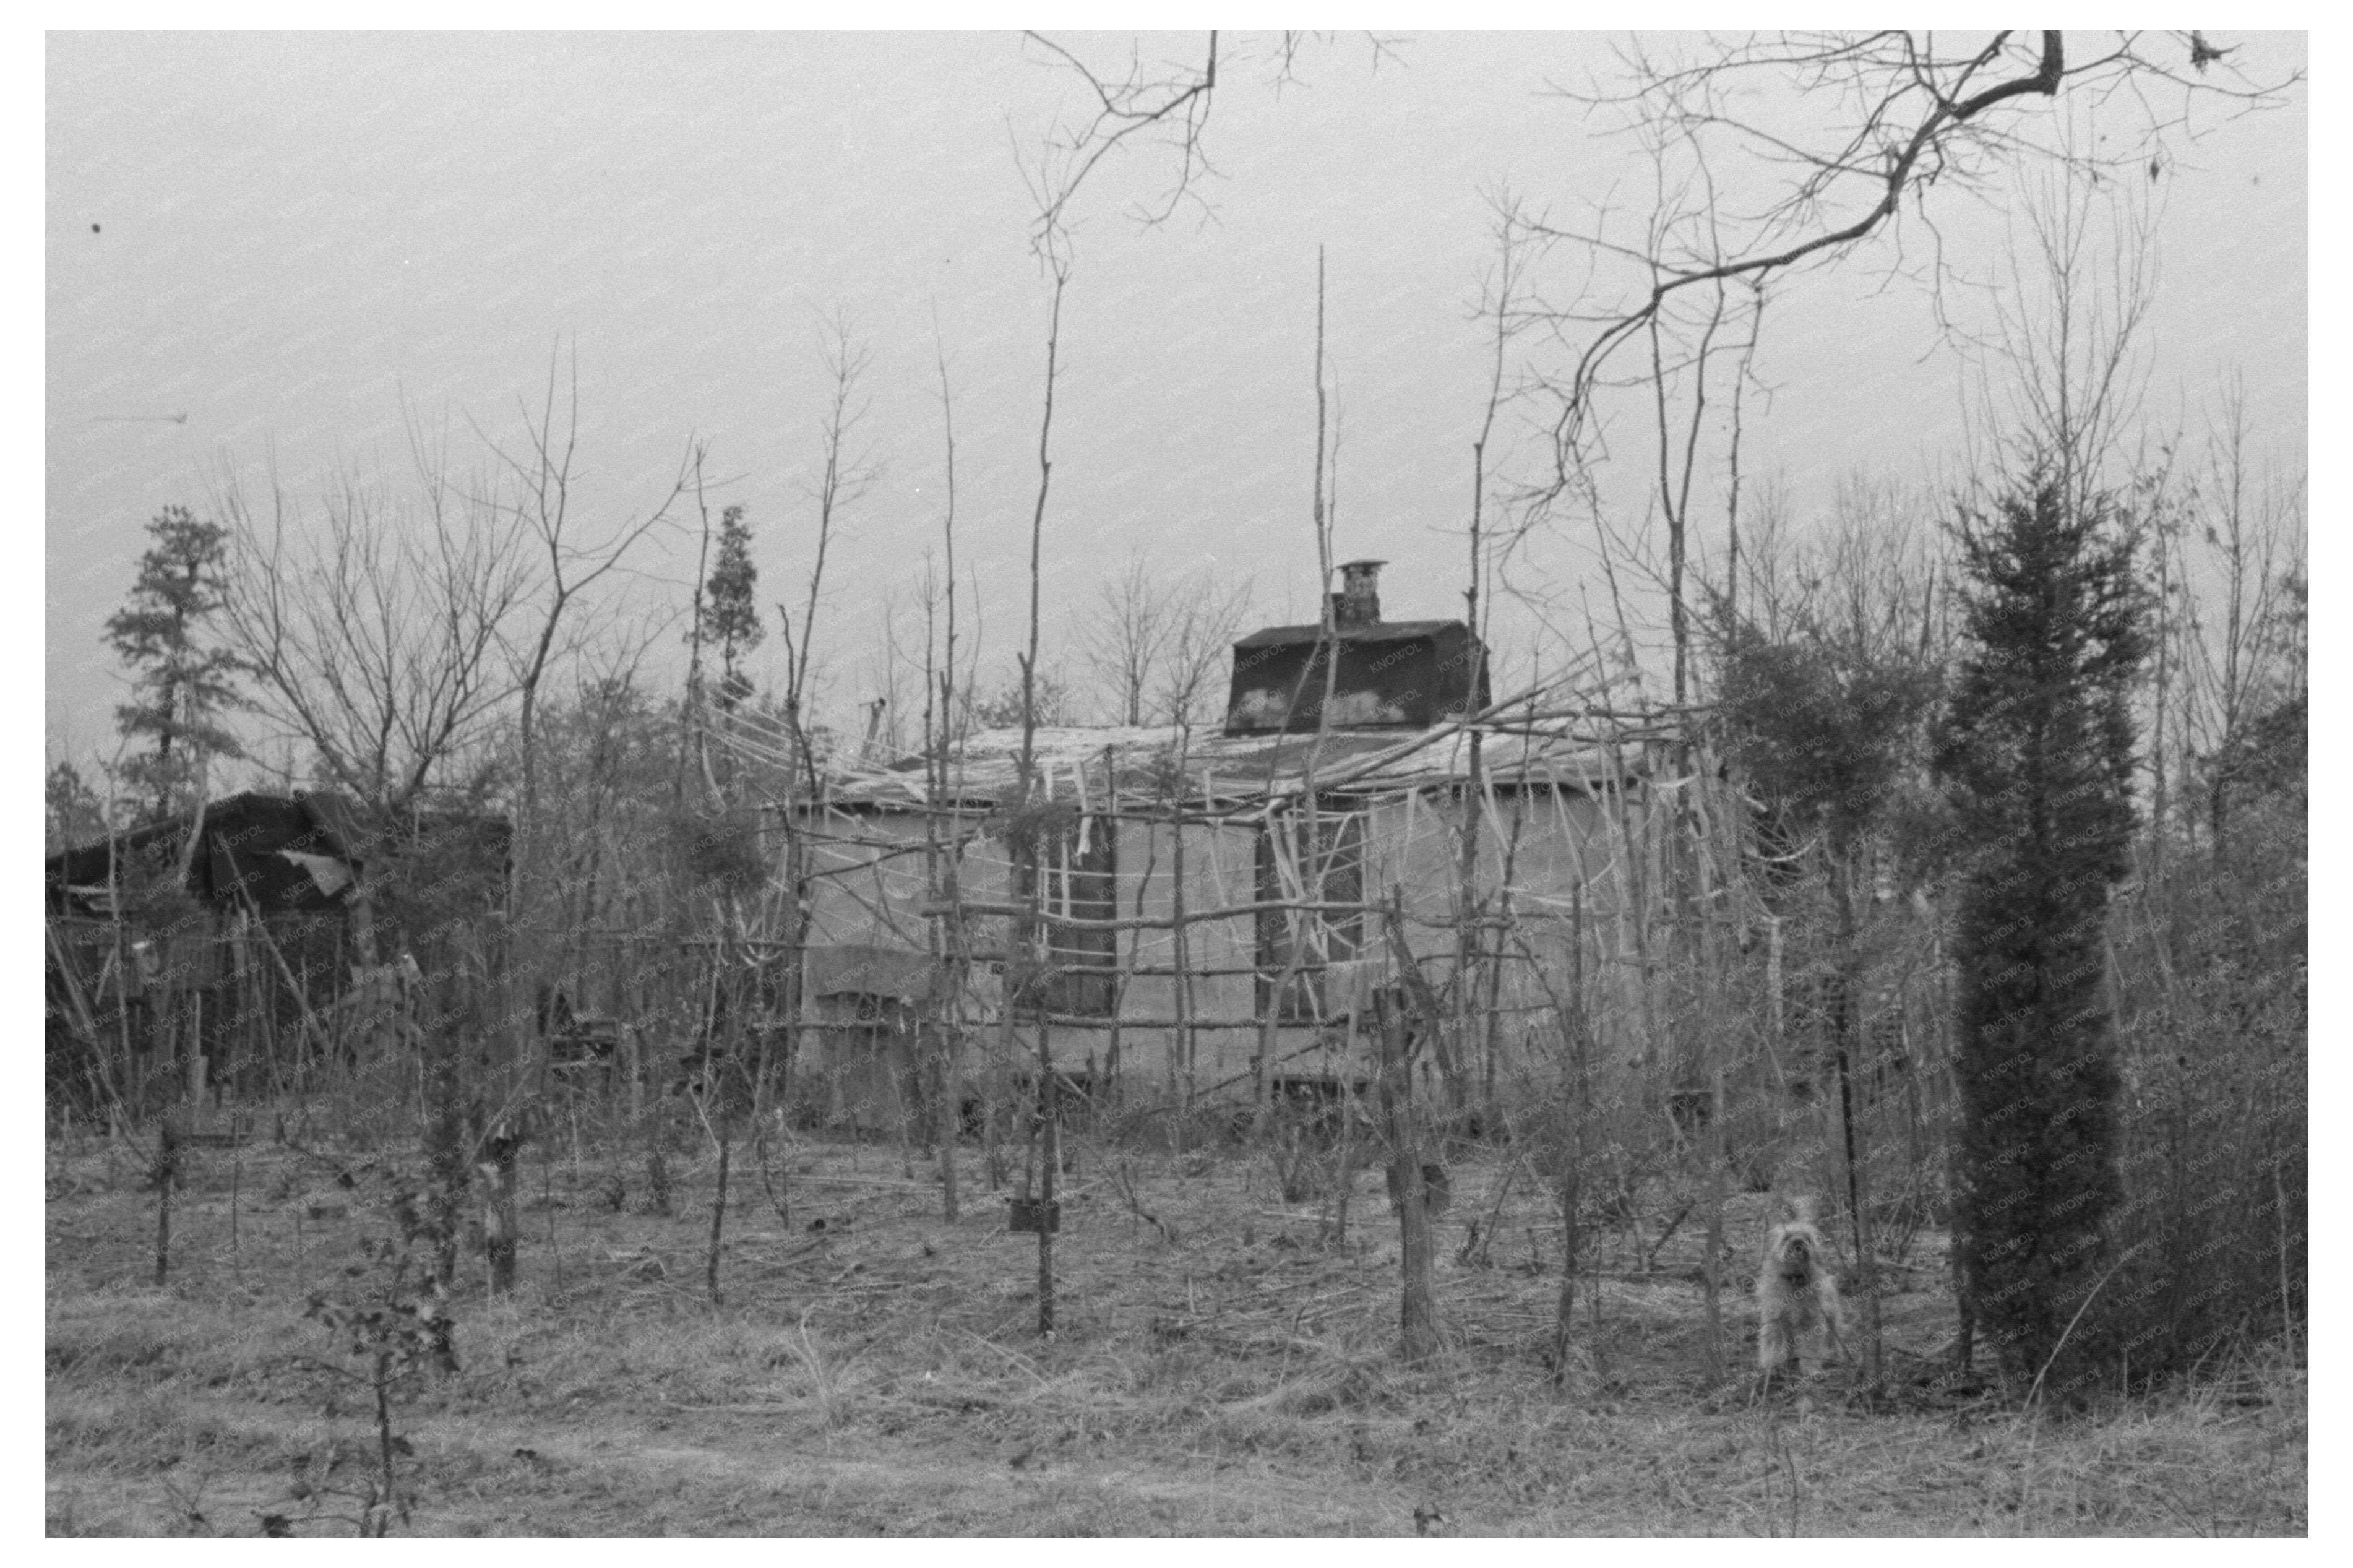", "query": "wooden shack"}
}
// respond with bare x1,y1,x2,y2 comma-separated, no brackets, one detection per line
702,562,1698,1119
